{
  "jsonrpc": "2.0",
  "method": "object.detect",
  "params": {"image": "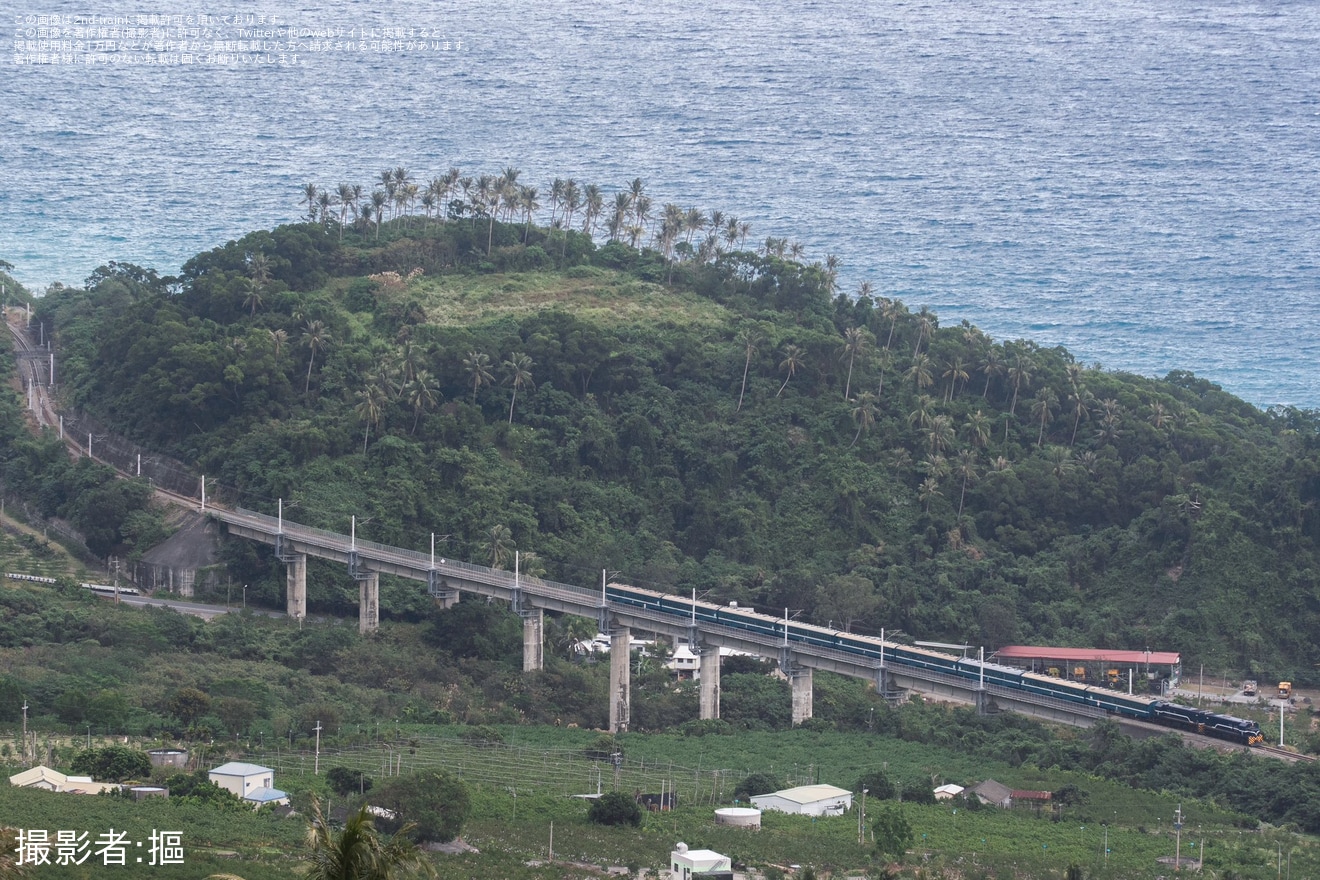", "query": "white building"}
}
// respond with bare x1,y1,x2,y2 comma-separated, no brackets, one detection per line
209,761,288,807
8,765,120,795
933,783,965,801
751,784,852,816
669,842,732,880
